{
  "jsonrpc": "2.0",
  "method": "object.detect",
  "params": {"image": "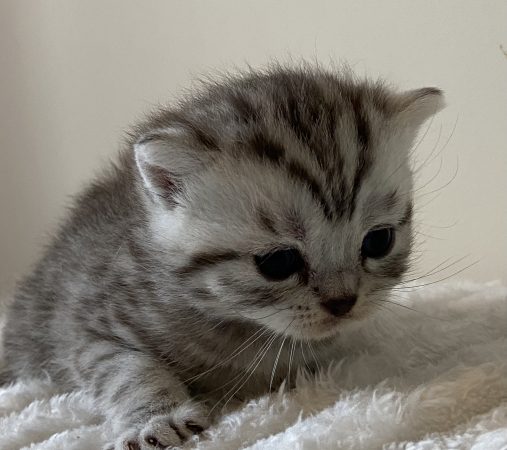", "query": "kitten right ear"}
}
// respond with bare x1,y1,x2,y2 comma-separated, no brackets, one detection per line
393,87,445,129
134,126,212,207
